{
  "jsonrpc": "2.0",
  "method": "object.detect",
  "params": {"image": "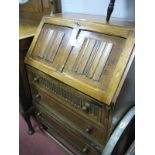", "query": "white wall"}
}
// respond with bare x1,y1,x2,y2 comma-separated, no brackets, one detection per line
61,0,135,20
